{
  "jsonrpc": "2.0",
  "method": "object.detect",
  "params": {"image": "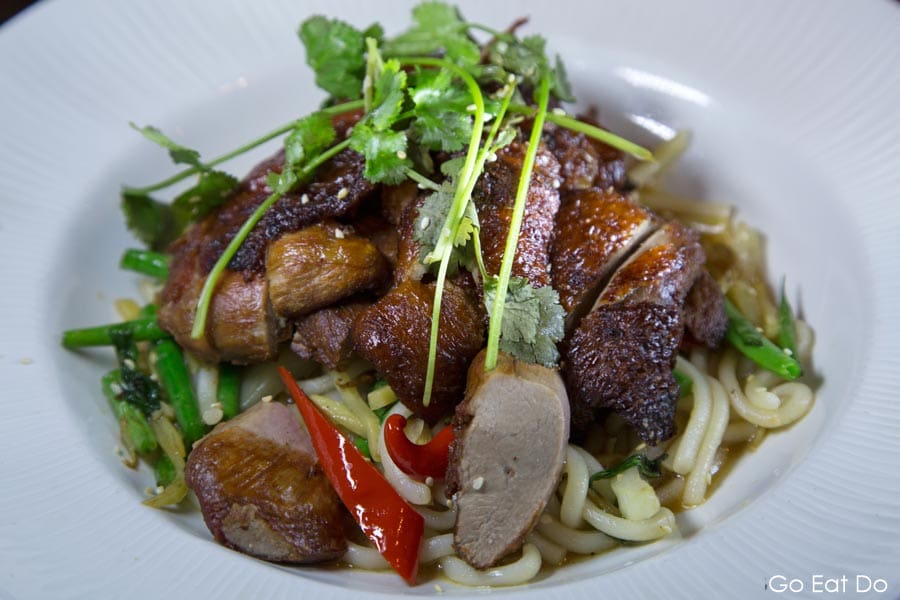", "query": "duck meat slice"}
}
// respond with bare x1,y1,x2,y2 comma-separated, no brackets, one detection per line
291,301,369,370
446,350,569,569
265,221,389,320
474,140,561,287
185,401,348,563
158,111,377,364
550,189,659,331
565,221,706,444
351,278,485,424
682,270,727,349
543,117,627,194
